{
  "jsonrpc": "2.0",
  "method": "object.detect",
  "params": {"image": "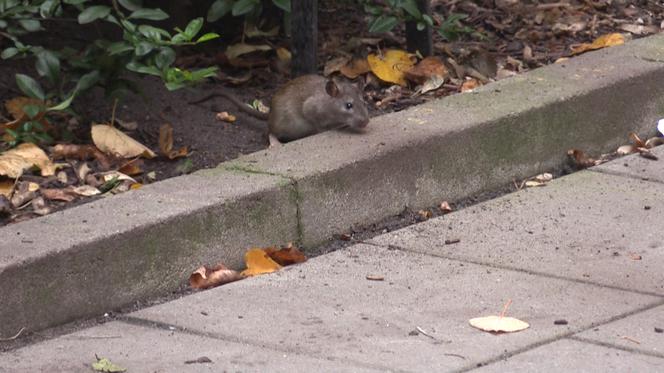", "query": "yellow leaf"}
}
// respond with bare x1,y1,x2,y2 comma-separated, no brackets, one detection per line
0,143,55,178
469,315,530,333
241,248,282,277
367,50,415,86
0,179,13,198
570,33,625,55
91,124,156,159
225,43,272,60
